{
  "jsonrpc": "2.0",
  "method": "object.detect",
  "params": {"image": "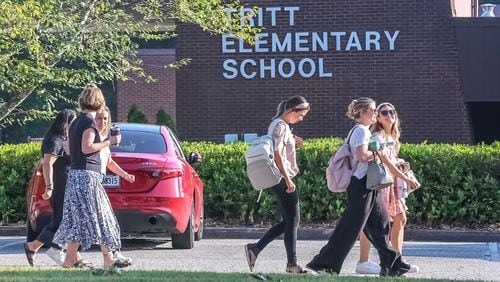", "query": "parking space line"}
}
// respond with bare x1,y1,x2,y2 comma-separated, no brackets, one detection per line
0,239,24,252
487,242,499,261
